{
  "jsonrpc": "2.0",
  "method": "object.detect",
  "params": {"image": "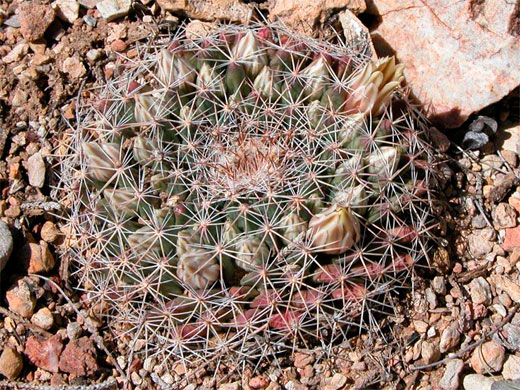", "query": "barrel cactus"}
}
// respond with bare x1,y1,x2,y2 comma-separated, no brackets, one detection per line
58,22,437,368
